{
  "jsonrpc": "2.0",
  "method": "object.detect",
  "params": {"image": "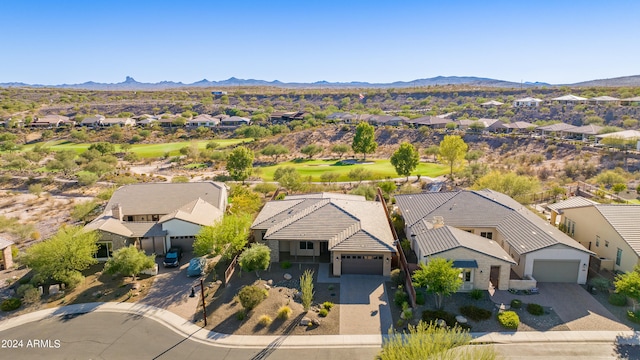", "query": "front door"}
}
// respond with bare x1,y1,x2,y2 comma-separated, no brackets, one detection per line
490,266,500,289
